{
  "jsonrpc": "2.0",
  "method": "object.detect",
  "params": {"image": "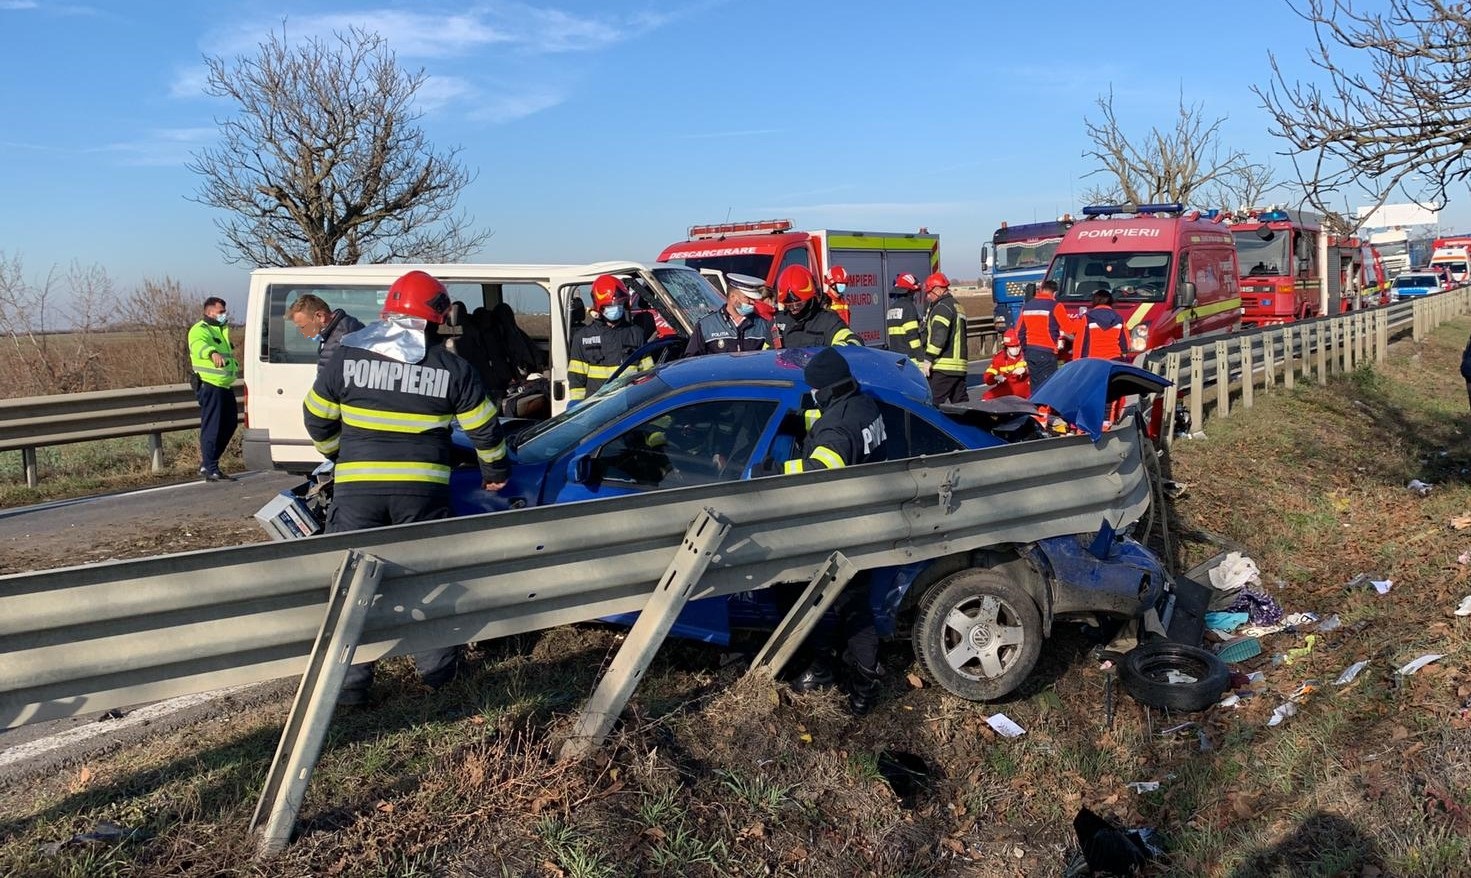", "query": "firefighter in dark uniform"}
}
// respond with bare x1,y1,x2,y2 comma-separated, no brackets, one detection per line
886,272,924,362
568,275,654,404
780,347,889,713
303,269,511,705
685,273,774,355
774,265,862,348
919,272,968,404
